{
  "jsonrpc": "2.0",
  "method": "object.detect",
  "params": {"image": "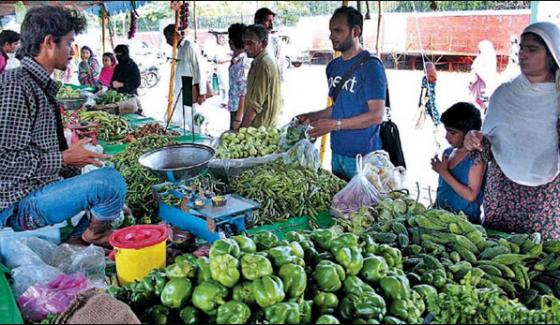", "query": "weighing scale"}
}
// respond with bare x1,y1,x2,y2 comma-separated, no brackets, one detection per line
139,144,260,243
